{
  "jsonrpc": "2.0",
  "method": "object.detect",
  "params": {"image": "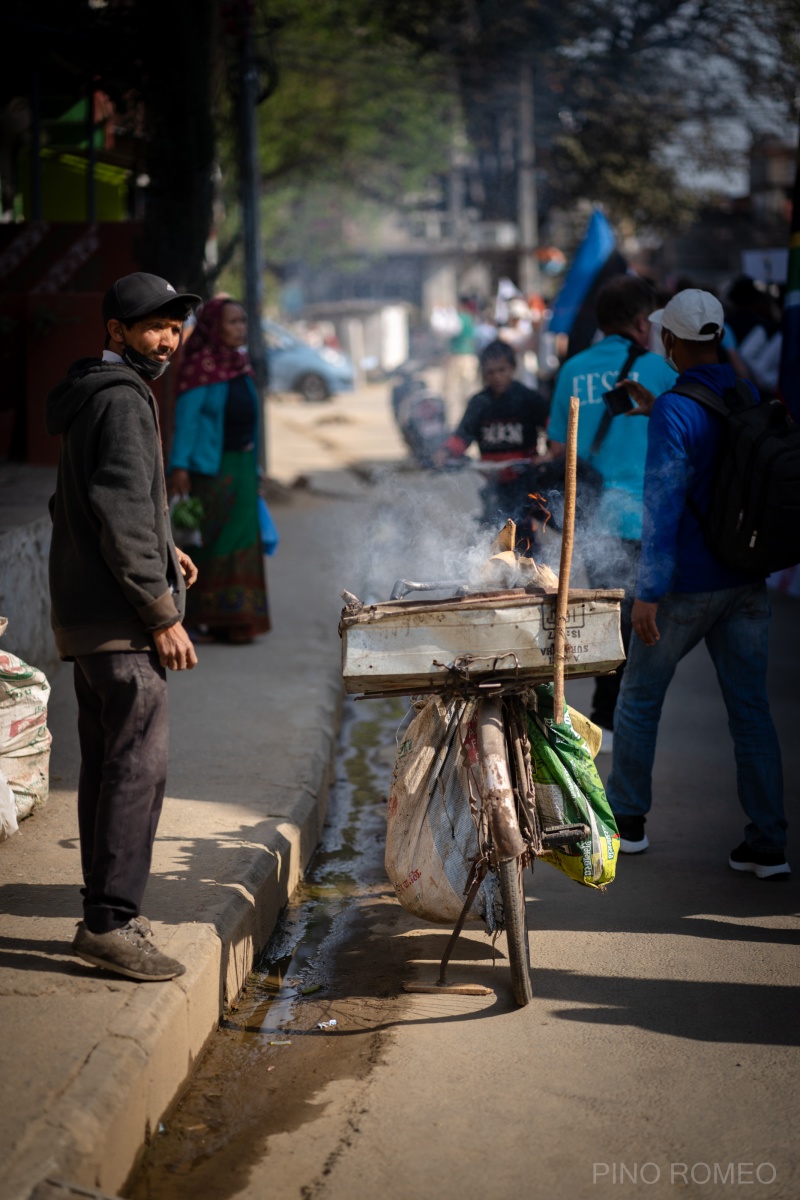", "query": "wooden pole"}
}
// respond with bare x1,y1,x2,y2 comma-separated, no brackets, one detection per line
552,395,579,719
